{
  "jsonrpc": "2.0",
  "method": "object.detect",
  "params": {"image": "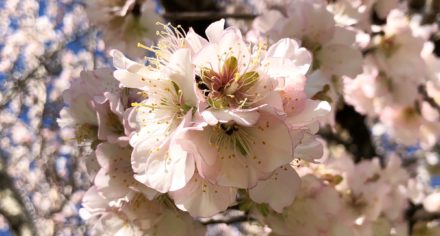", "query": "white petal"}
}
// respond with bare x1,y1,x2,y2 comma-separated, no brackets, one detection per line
133,137,195,193
265,38,312,77
167,48,198,105
193,44,220,71
248,114,295,173
185,28,208,53
294,133,323,162
286,100,331,127
318,44,362,78
113,69,147,89
249,165,301,213
201,109,260,127
252,10,285,34
170,174,237,217
205,19,225,43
